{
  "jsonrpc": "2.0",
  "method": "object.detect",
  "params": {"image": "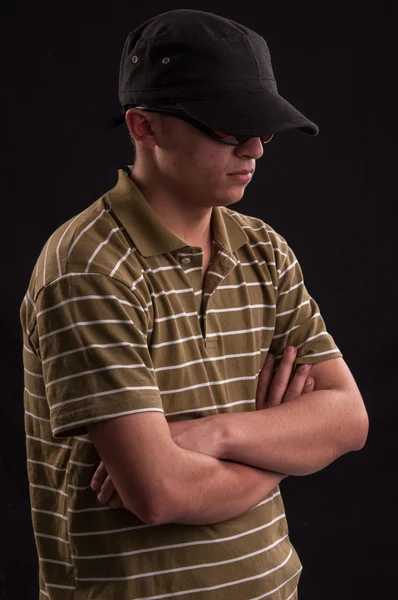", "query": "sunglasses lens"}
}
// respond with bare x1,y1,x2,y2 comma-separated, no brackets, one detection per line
211,129,273,145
